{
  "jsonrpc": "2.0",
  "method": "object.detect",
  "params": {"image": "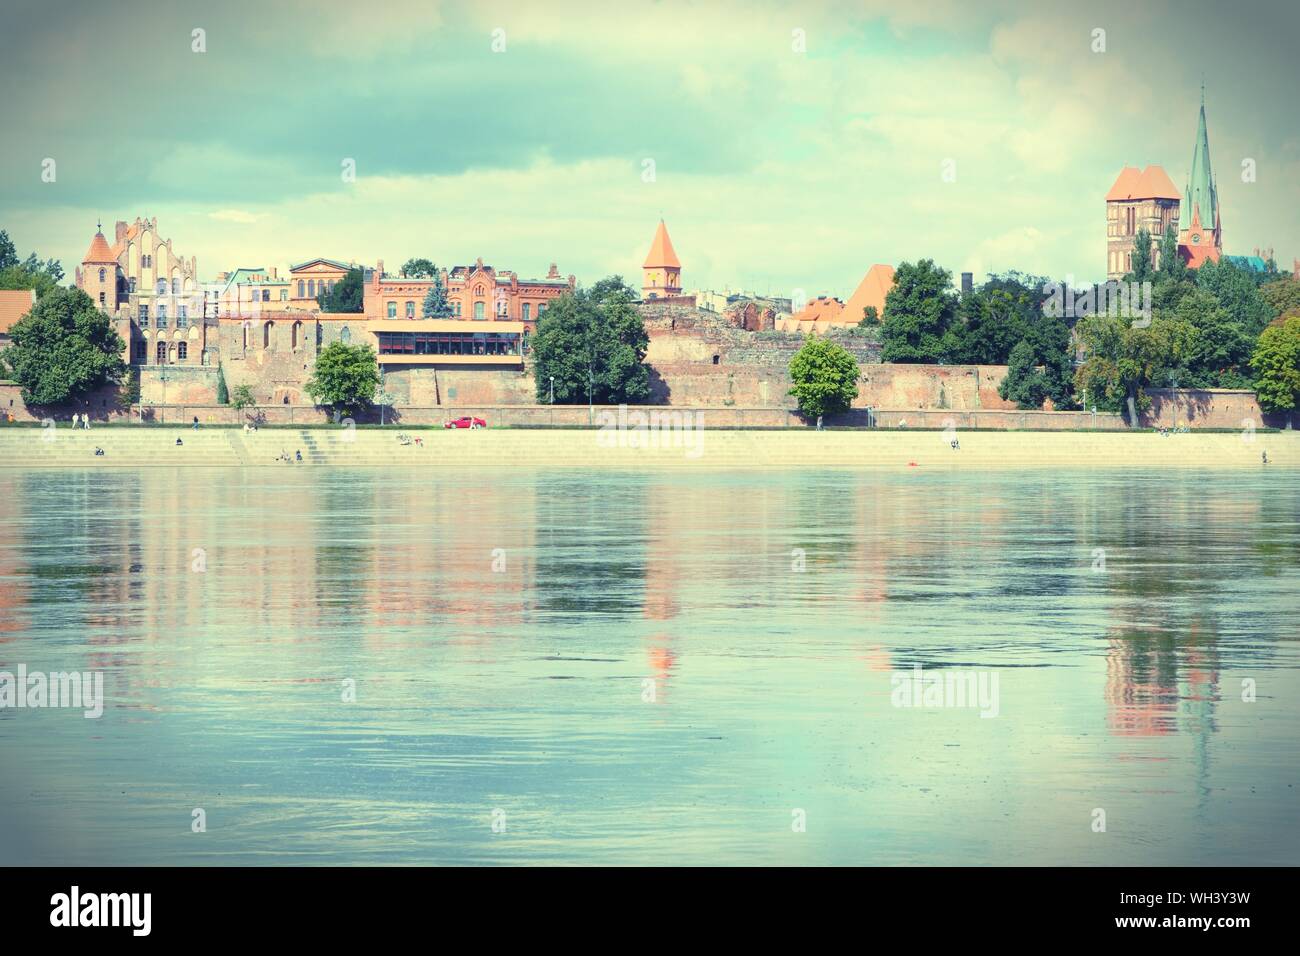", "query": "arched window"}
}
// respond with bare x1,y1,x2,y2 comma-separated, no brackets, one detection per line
177,342,187,360
387,302,396,318
473,301,485,319
129,278,137,293
157,279,167,295
406,300,415,318
291,321,301,350
340,326,351,344
263,321,274,350
308,280,316,297
262,290,270,302
156,342,168,364
98,268,105,282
